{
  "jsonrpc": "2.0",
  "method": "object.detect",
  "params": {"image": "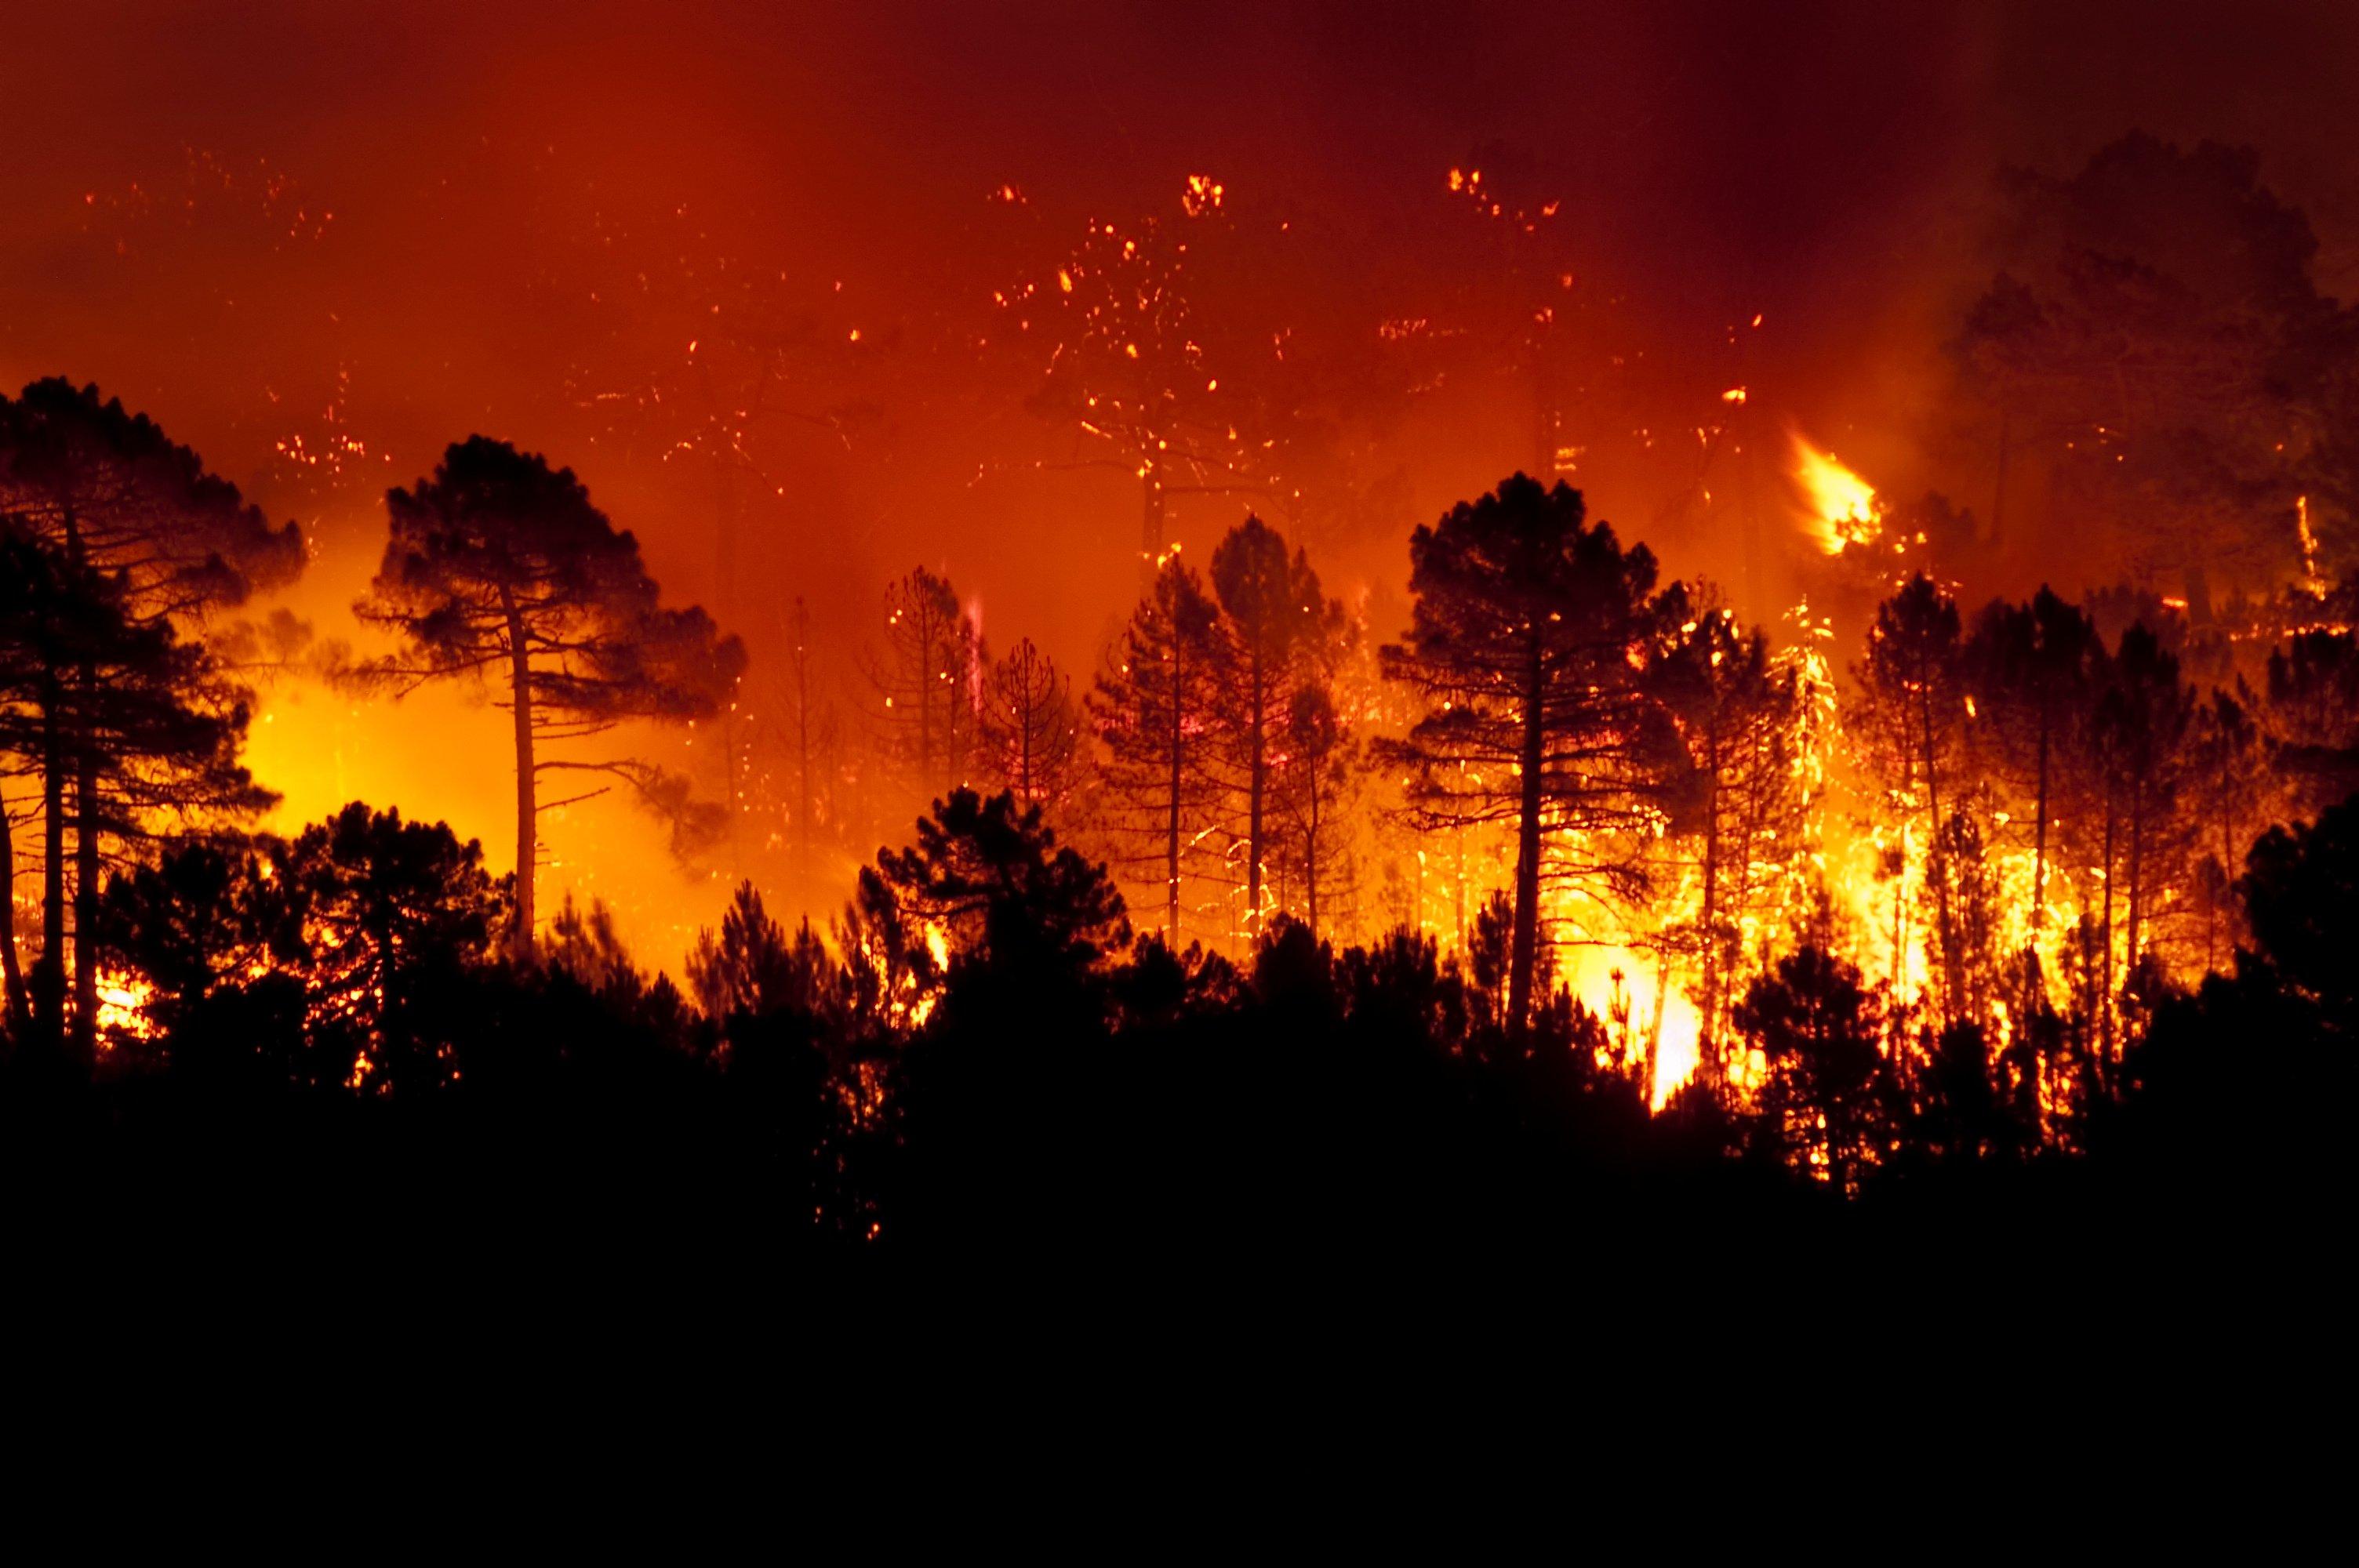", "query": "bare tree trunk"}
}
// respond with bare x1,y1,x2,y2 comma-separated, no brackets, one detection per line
1508,631,1547,1030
